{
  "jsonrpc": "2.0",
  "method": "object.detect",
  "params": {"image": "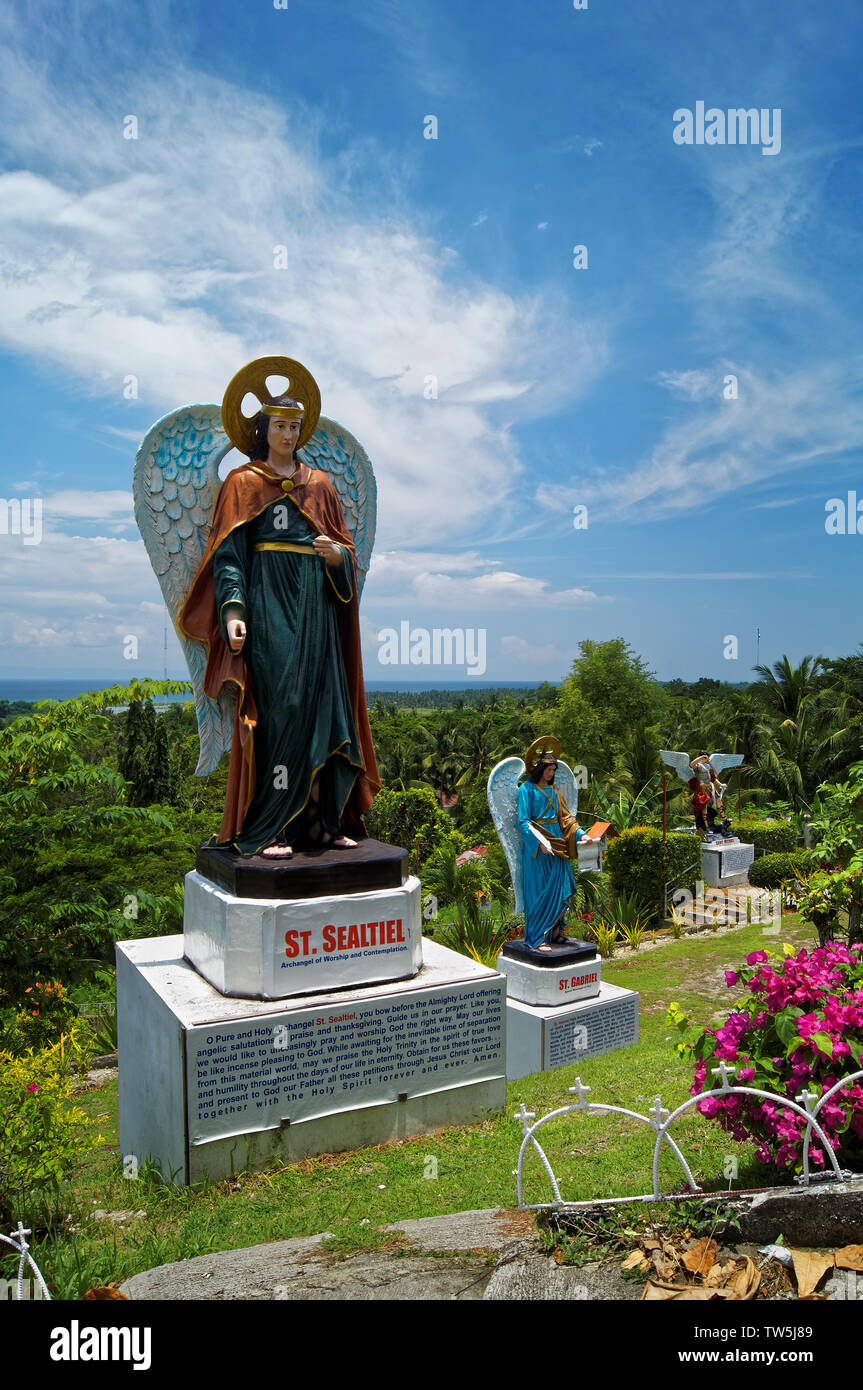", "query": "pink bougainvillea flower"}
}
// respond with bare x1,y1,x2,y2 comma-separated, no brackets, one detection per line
26,1083,39,1093
725,970,739,986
